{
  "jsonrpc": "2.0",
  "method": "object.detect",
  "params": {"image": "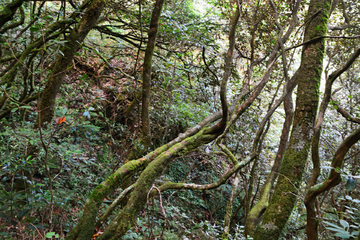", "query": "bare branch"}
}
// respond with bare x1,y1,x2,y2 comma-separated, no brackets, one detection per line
286,35,360,52
331,97,360,124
